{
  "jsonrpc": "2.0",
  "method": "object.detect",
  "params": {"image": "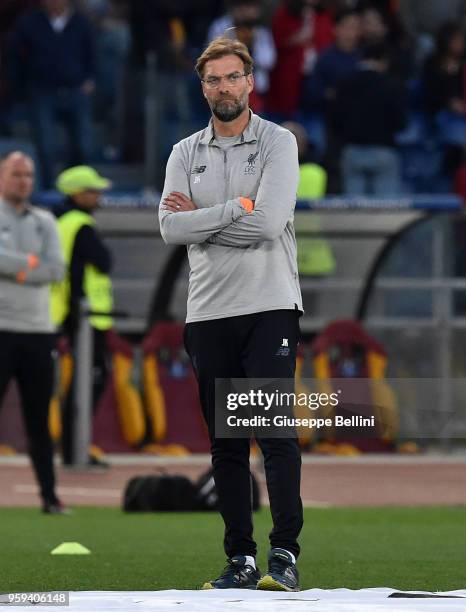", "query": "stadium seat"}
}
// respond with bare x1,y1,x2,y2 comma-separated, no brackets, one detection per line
141,321,210,453
309,319,399,453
